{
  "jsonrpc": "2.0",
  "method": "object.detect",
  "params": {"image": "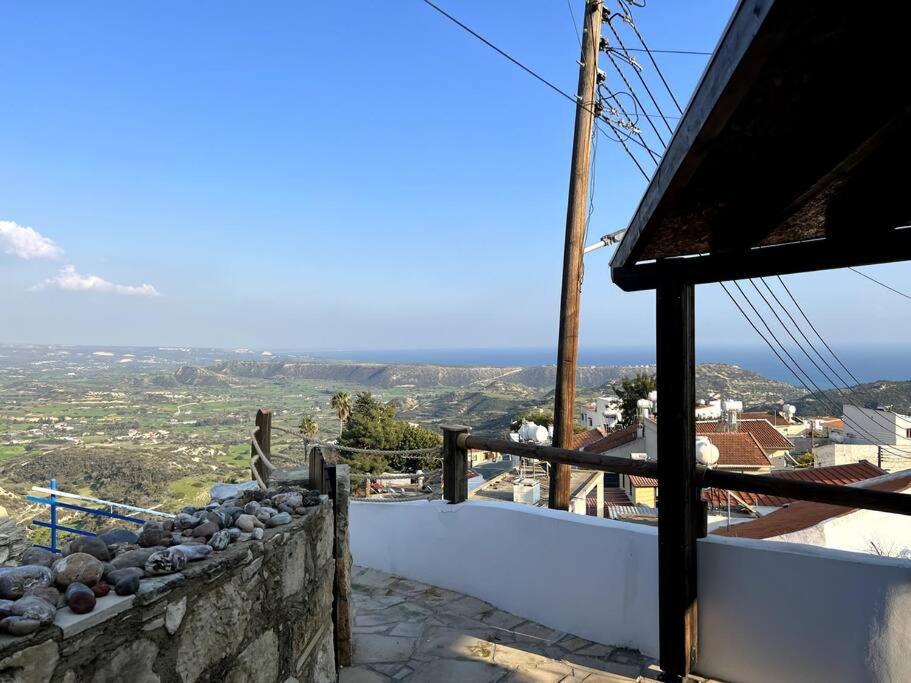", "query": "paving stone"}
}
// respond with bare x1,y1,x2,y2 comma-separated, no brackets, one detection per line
482,609,525,630
405,658,504,683
503,664,567,682
372,663,406,675
352,568,396,590
351,566,643,683
354,594,406,612
417,585,462,607
512,621,564,644
445,595,494,618
356,602,432,627
608,648,641,665
351,634,416,665
389,621,424,638
582,674,641,683
493,642,553,669
353,625,393,634
388,578,433,596
417,626,495,661
338,666,389,682
567,654,642,680
557,636,591,653
639,663,663,682
575,643,613,657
